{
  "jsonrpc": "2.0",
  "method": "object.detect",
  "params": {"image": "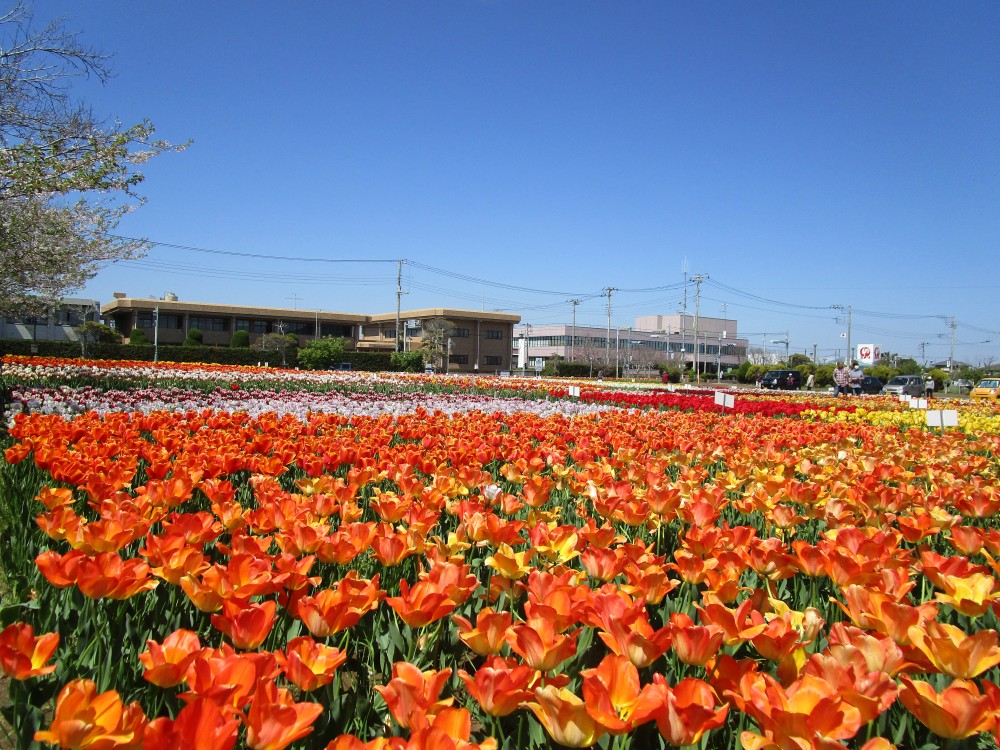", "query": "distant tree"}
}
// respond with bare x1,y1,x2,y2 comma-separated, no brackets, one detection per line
927,368,949,391
230,330,250,348
789,353,812,367
254,332,297,366
128,328,151,346
298,336,350,370
869,364,896,383
735,360,752,383
182,327,203,347
895,358,922,375
0,2,186,317
73,320,119,356
390,350,424,372
815,364,835,387
420,318,455,371
75,320,120,344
